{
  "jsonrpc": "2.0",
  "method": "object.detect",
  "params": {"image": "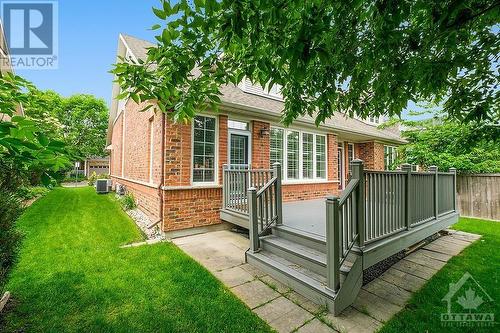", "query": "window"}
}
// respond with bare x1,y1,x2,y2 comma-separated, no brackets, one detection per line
271,127,327,181
384,145,397,170
302,133,314,179
270,128,284,170
316,136,326,178
228,120,248,131
287,131,300,179
193,116,216,183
